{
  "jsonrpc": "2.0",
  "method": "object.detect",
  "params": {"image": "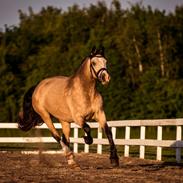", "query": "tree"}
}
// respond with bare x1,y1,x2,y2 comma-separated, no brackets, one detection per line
1,2,183,121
